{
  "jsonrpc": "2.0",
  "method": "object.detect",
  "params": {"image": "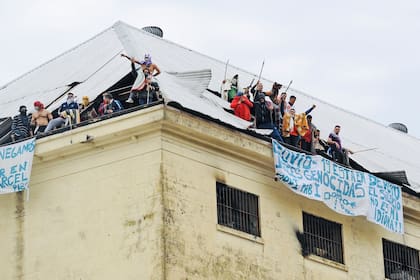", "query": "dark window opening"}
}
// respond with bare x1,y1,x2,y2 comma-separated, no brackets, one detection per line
216,182,260,237
303,212,344,264
383,239,420,280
